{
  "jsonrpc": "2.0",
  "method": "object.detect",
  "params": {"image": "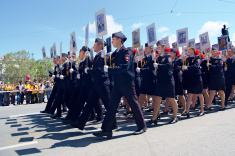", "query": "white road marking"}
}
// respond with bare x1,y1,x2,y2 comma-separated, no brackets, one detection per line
0,141,38,151
9,112,40,118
